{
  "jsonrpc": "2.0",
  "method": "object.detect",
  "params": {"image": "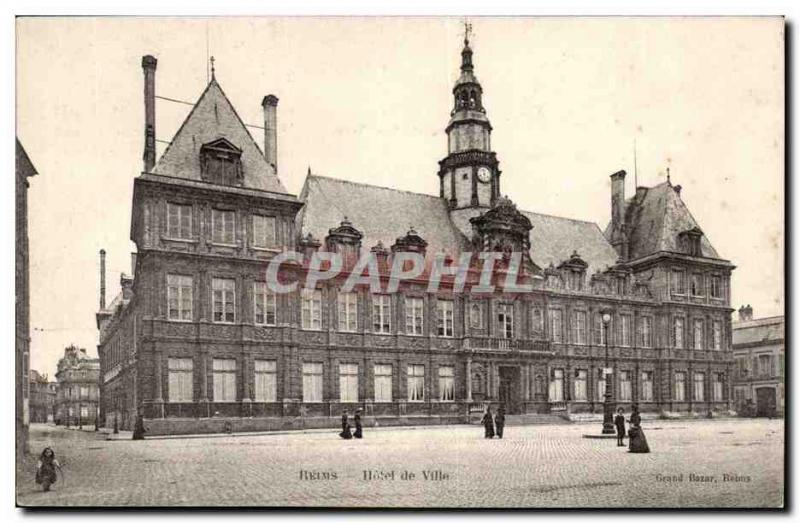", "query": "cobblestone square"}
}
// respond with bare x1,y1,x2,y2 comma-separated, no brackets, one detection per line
17,419,783,508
